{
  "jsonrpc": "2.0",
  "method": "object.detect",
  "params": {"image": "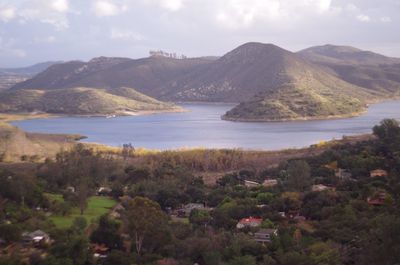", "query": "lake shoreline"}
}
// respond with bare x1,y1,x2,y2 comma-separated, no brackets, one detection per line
4,100,400,152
